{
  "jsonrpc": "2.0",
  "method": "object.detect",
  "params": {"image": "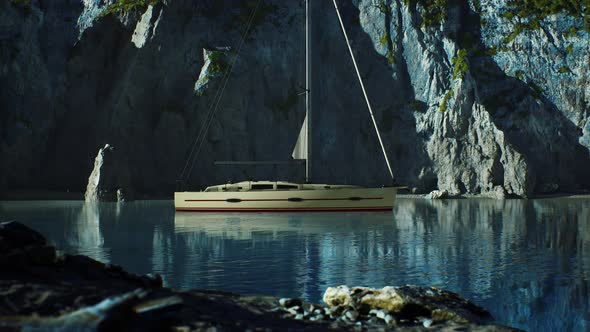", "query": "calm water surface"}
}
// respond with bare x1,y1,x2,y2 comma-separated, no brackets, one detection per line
1,198,589,331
